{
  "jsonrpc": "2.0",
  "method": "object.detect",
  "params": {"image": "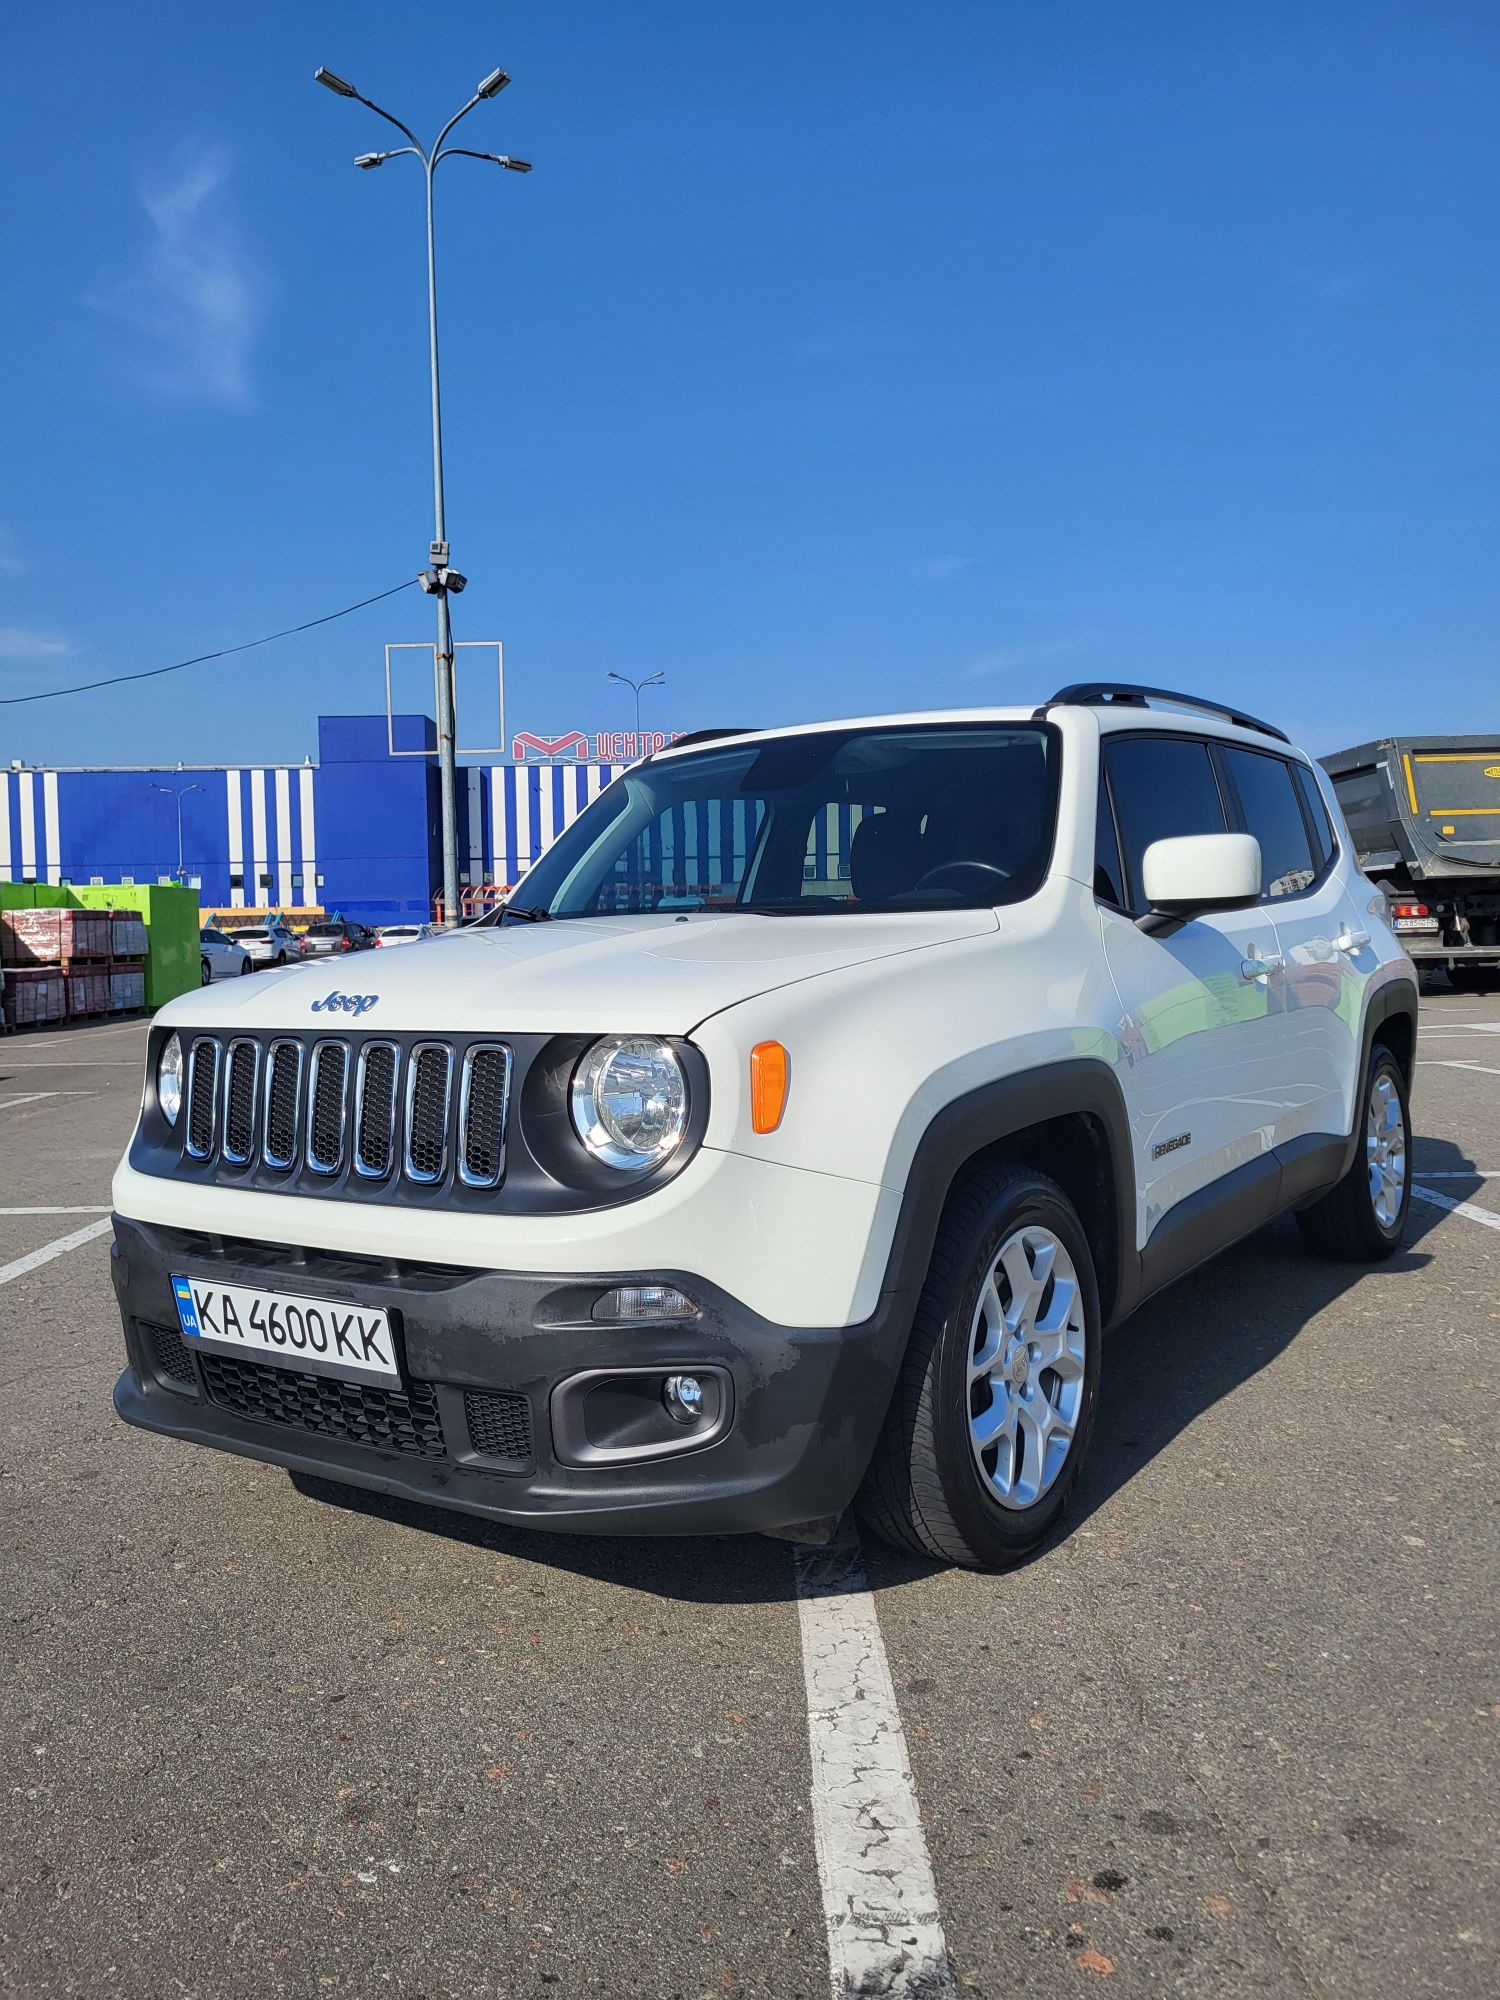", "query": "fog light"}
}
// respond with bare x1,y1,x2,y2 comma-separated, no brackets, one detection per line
591,1284,700,1323
663,1374,705,1425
